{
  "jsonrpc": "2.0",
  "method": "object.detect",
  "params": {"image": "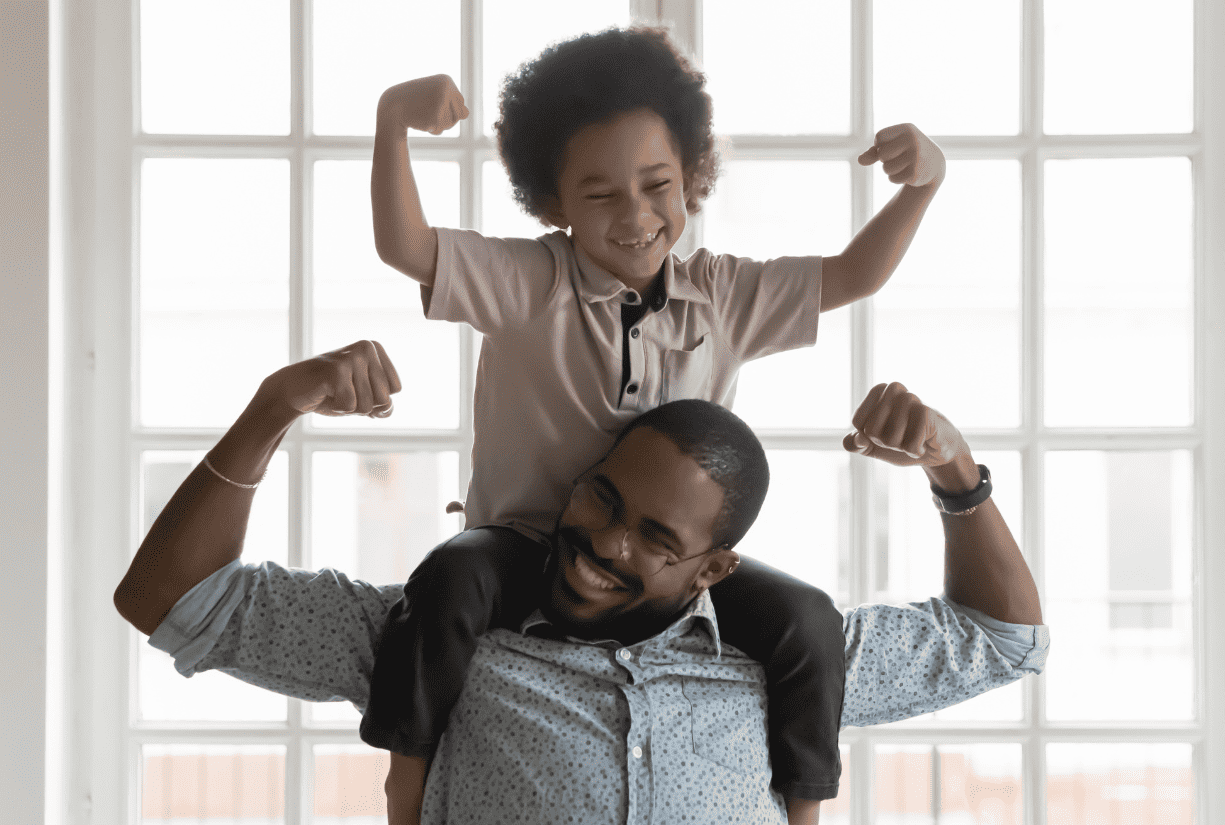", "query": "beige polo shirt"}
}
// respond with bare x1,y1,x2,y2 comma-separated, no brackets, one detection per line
425,227,823,543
